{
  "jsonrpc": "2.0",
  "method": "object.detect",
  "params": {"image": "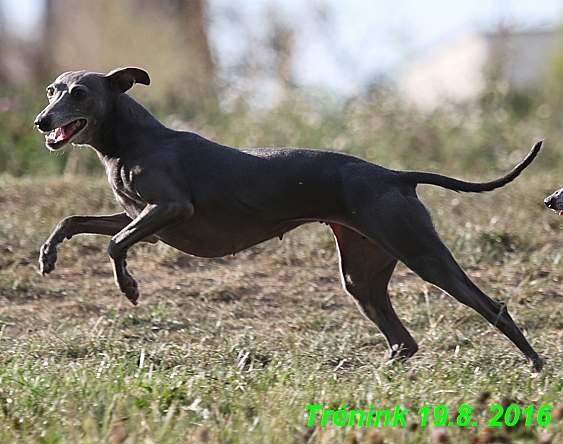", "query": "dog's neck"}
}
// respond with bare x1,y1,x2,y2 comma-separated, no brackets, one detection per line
91,94,167,159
